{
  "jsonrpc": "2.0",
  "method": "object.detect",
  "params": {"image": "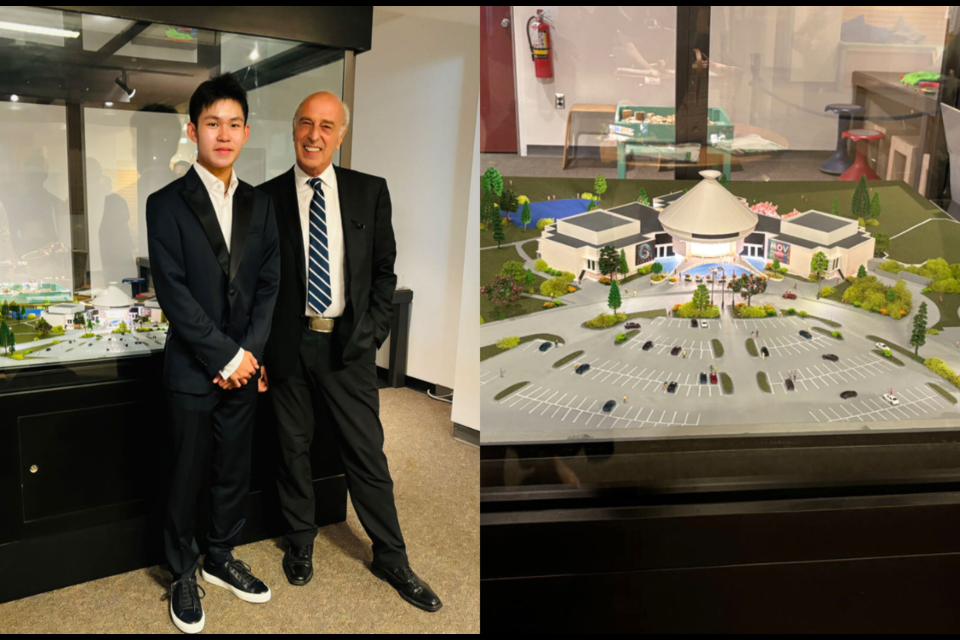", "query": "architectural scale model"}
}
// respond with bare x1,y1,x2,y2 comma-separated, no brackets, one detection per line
480,168,960,443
